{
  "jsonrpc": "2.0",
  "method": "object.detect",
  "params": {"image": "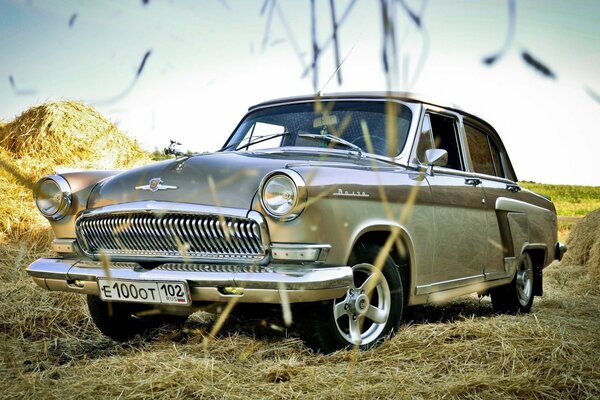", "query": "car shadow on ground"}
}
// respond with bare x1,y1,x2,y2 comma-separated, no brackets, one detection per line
171,296,499,344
